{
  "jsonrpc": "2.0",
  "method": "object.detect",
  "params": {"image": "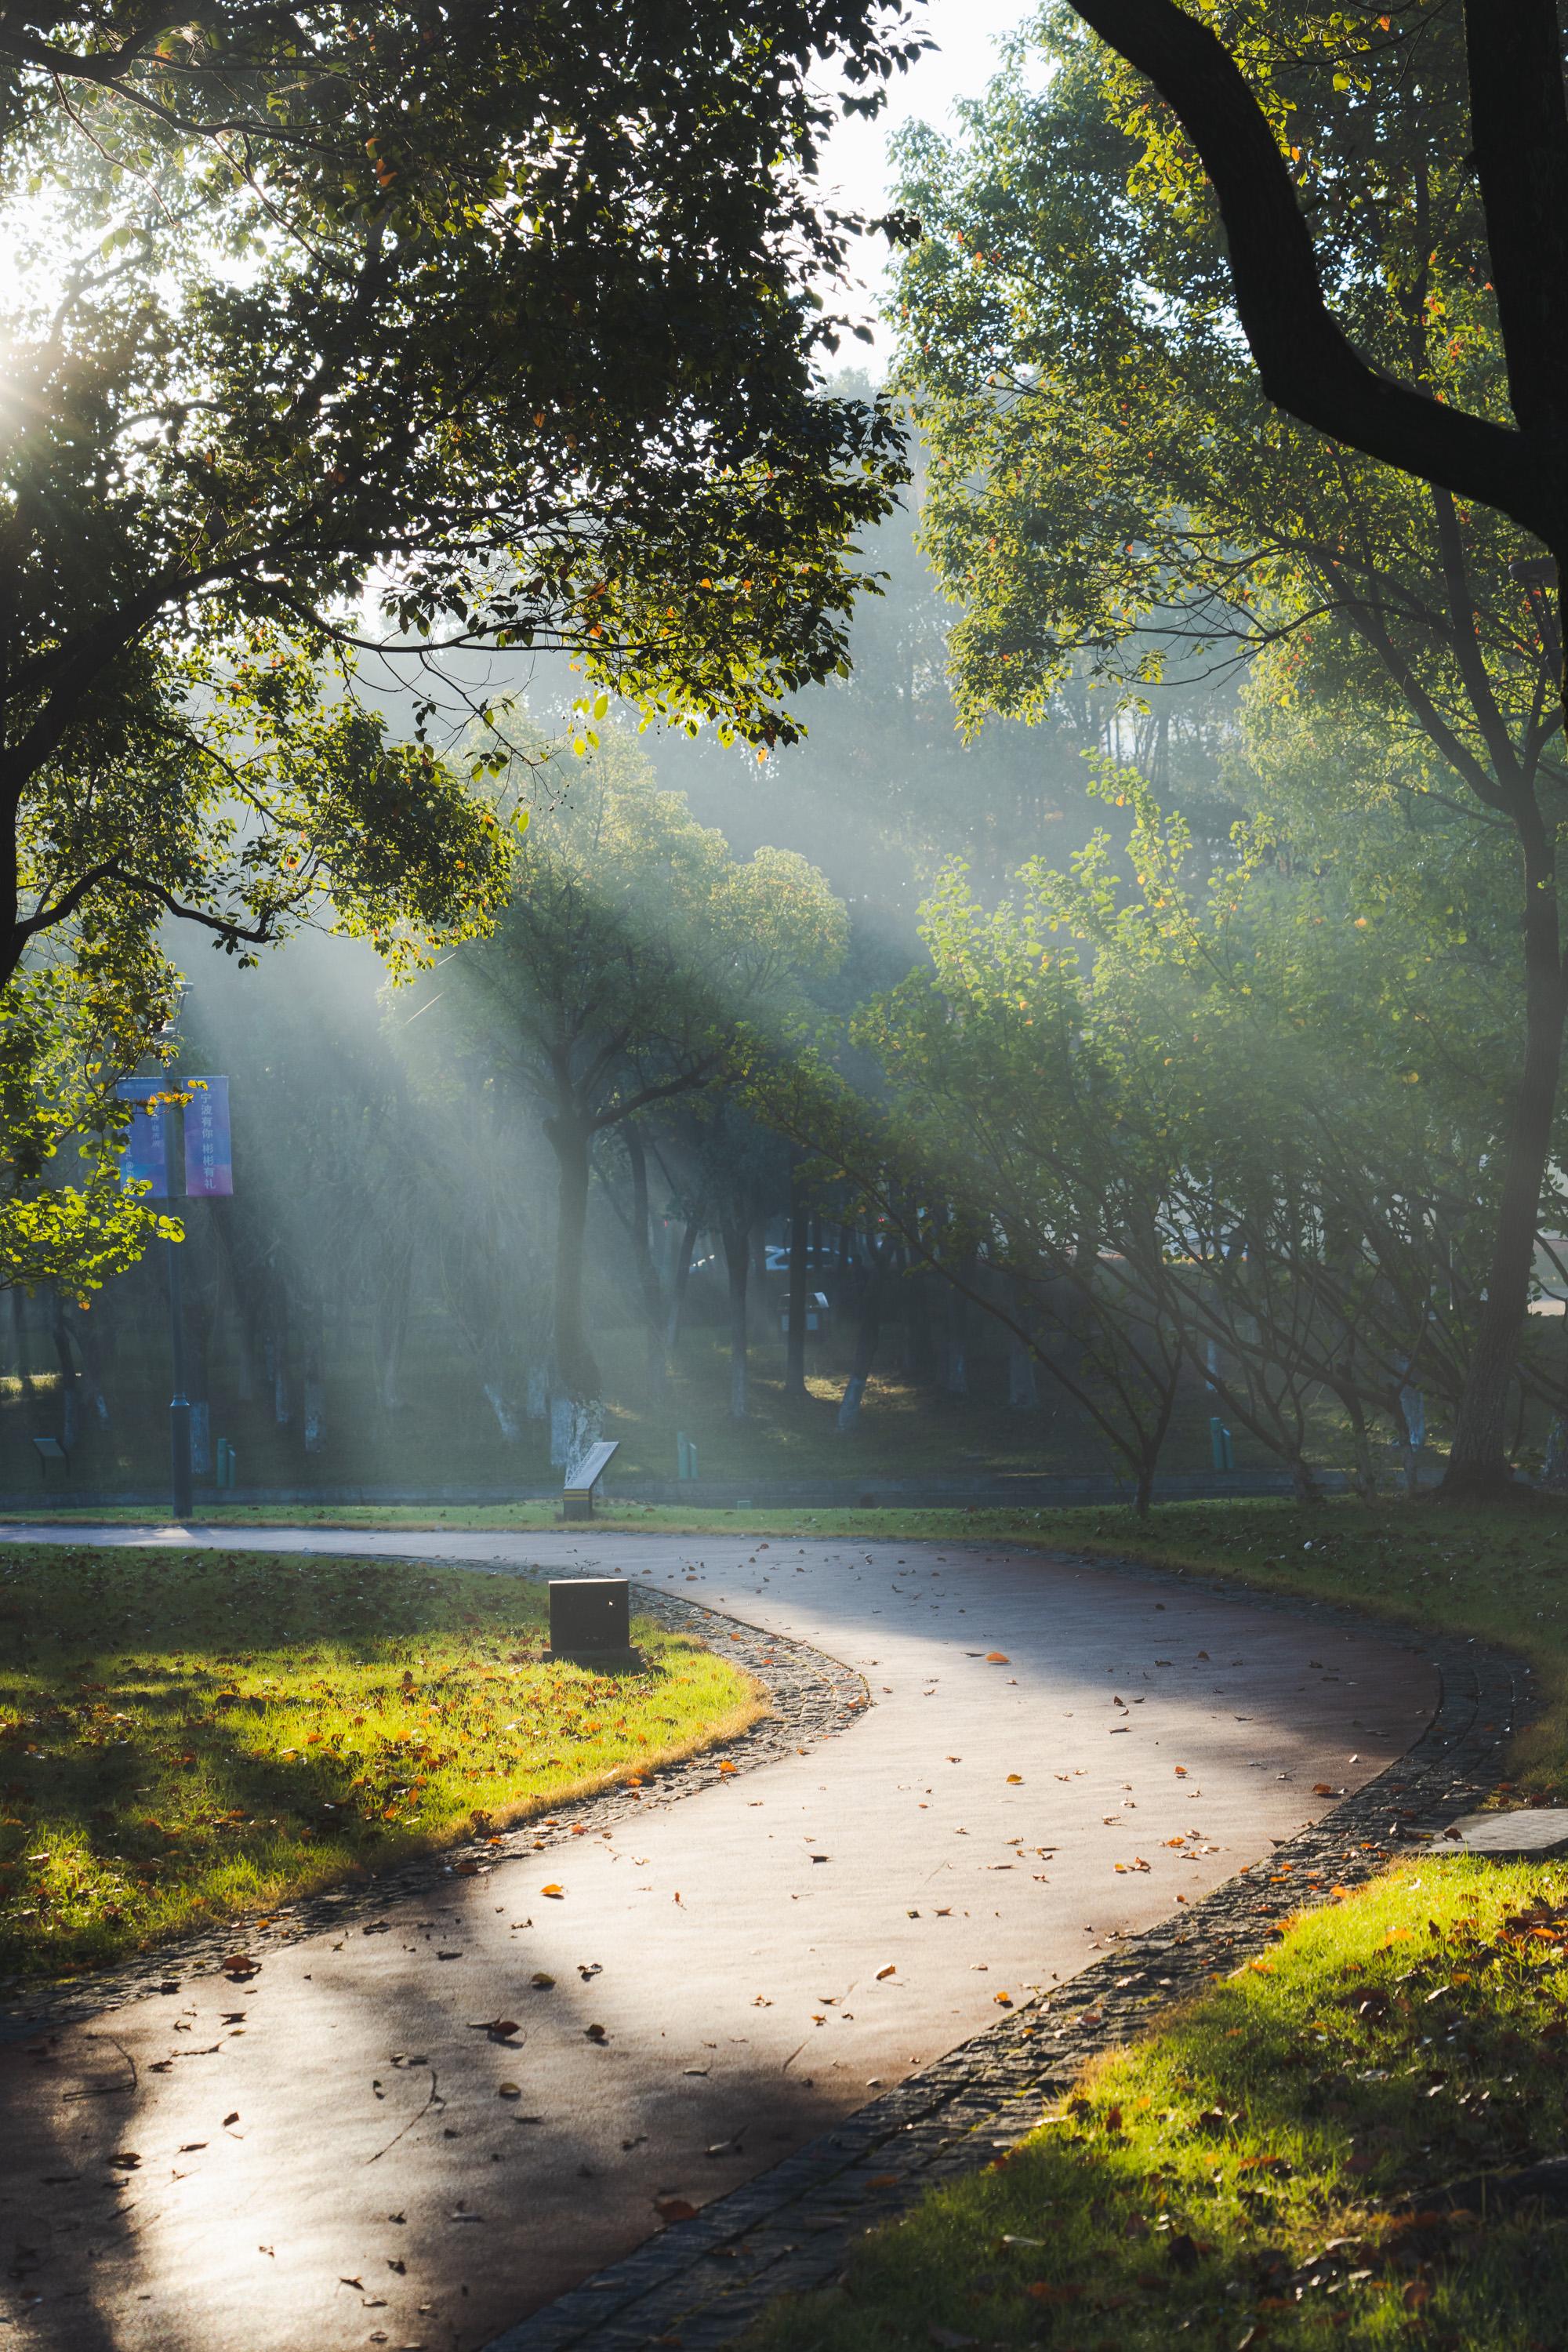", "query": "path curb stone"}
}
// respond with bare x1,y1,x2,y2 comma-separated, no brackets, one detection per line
481,1603,1527,2352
